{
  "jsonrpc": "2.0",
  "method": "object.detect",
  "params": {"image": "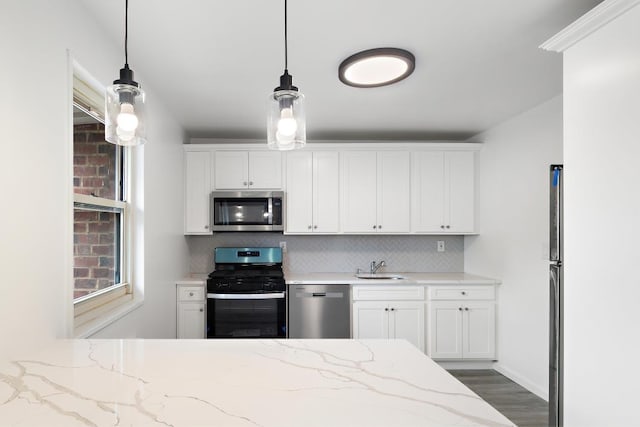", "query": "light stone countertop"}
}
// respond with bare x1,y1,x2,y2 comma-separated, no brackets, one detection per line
0,339,513,427
175,275,206,286
286,272,500,285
